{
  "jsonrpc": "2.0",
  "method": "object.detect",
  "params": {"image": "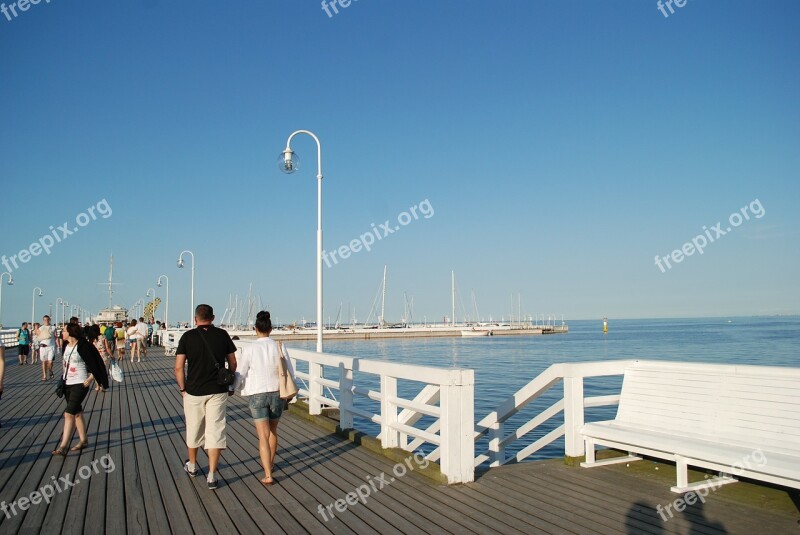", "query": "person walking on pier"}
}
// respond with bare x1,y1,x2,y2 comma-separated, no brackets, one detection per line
16,322,30,365
37,315,56,381
51,323,110,455
175,304,237,490
127,319,142,363
88,325,112,392
115,322,126,363
234,311,295,486
31,322,41,364
136,316,149,360
104,322,116,355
